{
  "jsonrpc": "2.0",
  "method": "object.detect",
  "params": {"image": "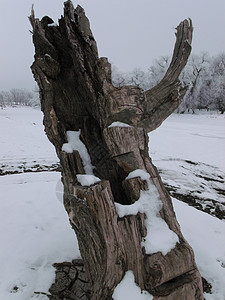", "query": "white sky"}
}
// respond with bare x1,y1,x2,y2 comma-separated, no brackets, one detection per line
0,0,224,91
